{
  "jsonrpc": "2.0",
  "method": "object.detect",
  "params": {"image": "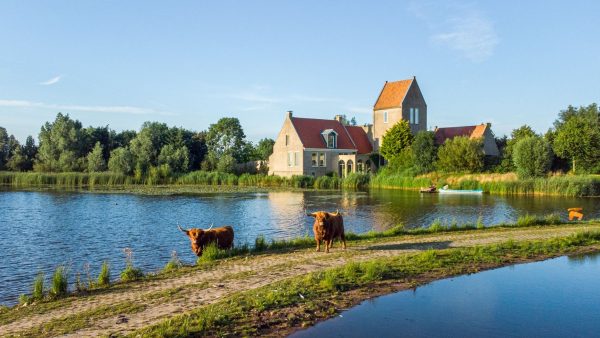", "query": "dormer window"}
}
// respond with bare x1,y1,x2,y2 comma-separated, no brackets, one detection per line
321,129,338,149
